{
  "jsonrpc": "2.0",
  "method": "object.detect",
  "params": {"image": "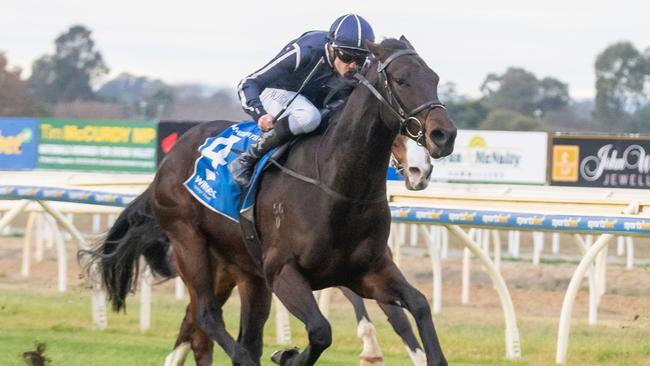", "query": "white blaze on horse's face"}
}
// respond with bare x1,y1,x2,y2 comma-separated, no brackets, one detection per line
404,138,432,190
